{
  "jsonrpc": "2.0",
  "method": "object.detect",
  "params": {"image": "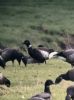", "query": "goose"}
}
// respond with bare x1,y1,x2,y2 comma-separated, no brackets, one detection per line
0,73,11,87
0,48,25,66
52,49,74,67
22,40,47,63
29,79,54,100
65,86,74,100
55,69,74,84
22,40,57,64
